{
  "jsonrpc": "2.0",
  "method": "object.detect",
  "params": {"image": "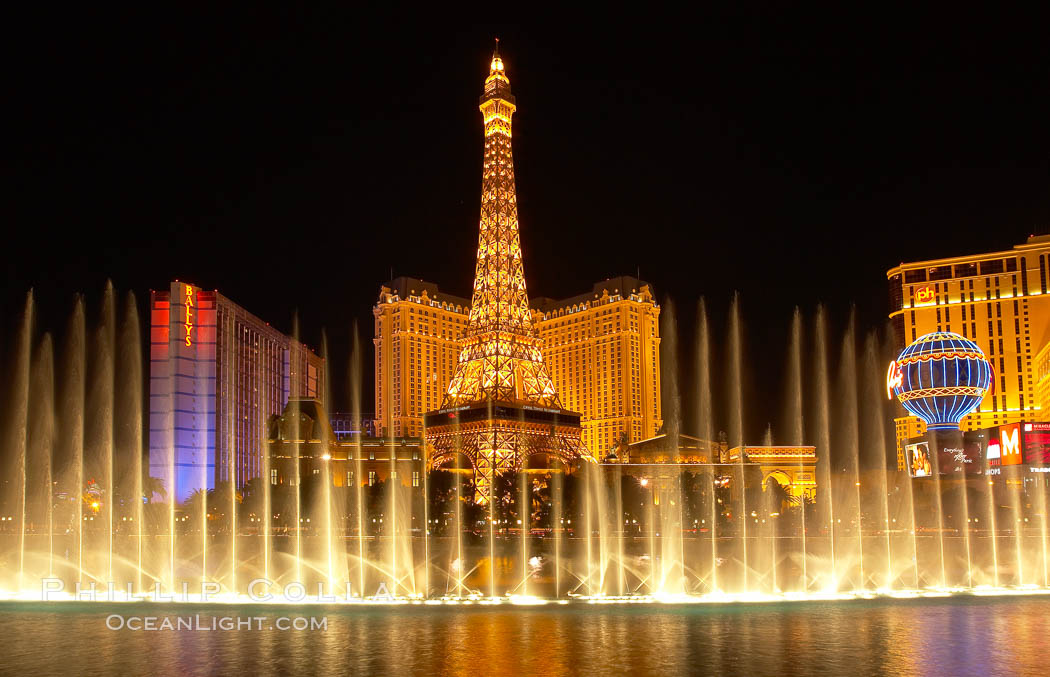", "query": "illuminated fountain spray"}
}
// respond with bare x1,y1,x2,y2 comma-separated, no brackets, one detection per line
814,306,838,591
787,308,808,591
97,283,116,586
657,300,686,595
13,292,32,589
861,332,894,589
696,298,717,593
30,333,55,580
117,292,144,592
839,311,864,590
4,287,1050,605
728,293,748,592
63,298,86,585
349,324,366,597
